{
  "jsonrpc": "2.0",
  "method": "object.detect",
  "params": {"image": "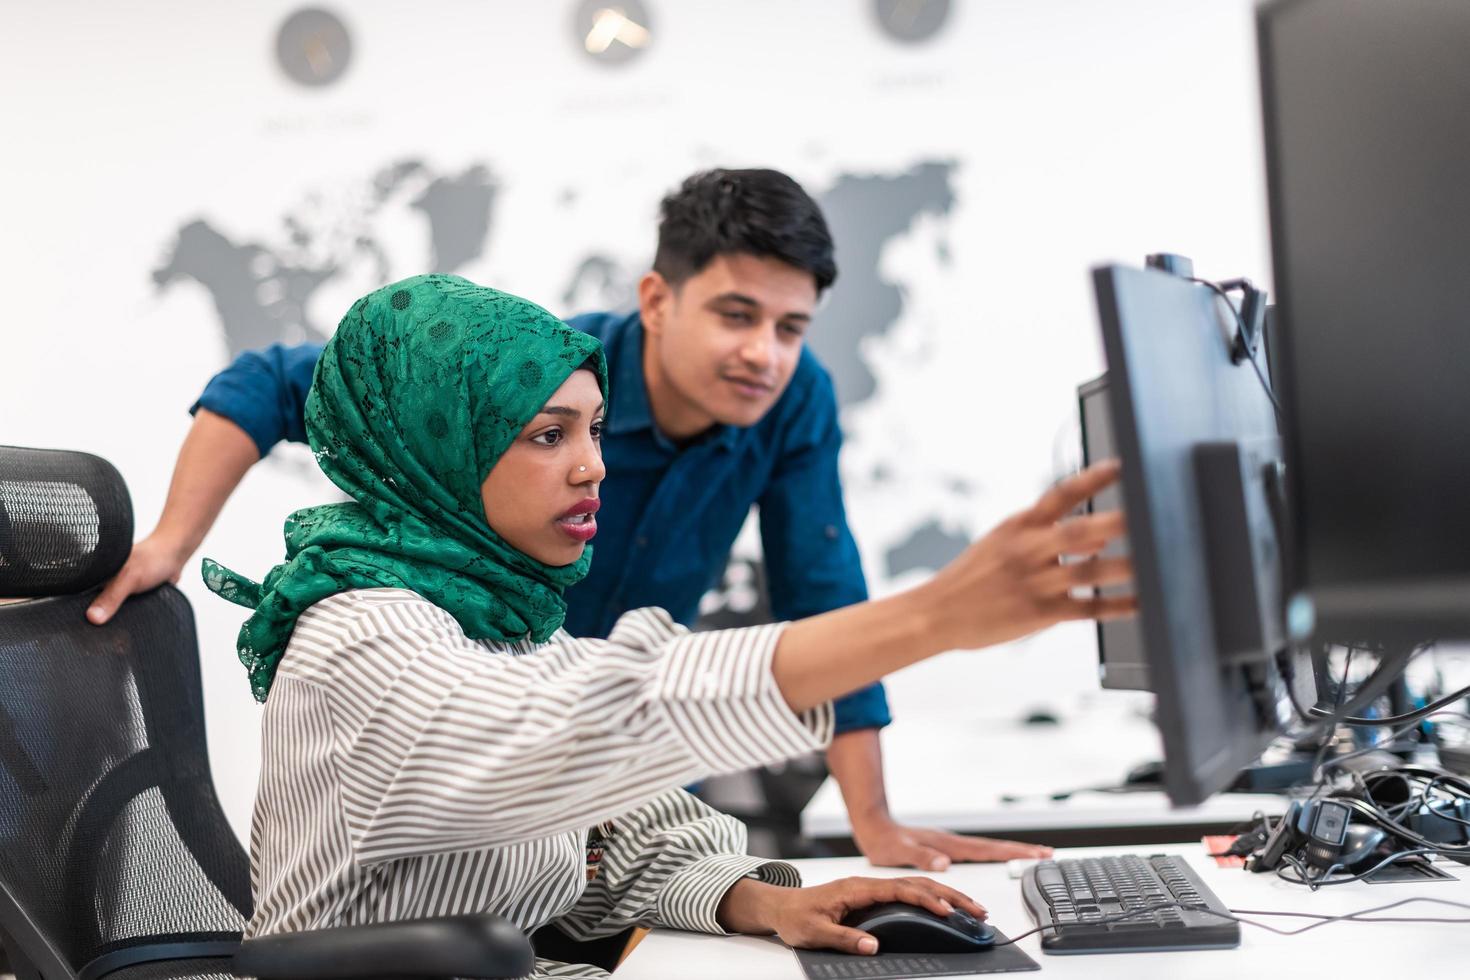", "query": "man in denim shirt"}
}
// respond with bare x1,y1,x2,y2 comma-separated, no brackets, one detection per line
89,169,1047,871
